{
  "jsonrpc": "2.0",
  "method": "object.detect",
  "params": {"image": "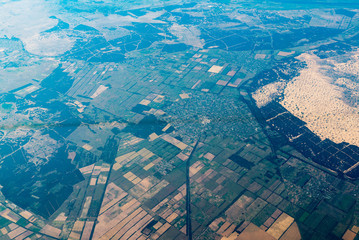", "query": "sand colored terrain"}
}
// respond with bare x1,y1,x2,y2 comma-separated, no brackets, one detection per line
334,50,359,76
253,82,285,108
266,213,294,239
237,223,275,240
280,53,359,146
